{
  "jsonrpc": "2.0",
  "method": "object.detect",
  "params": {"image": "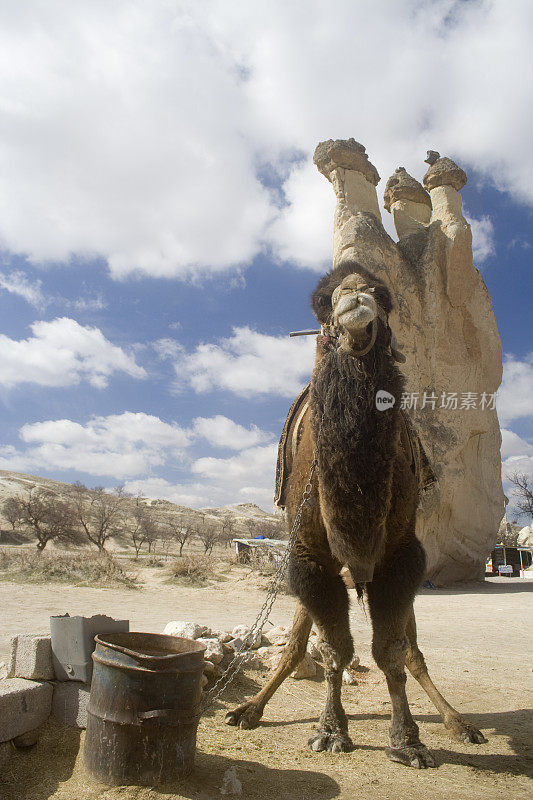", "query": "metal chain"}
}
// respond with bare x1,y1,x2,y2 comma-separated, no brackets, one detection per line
201,423,321,712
